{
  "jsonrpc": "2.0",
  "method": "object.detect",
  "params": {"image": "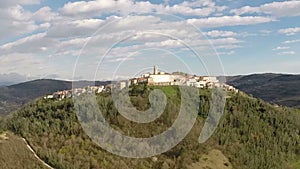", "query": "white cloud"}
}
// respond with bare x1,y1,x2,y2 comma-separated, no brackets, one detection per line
0,0,40,8
0,53,45,74
161,0,227,16
272,46,290,51
204,30,237,38
60,37,92,47
217,50,235,56
1,33,46,50
3,0,300,78
283,39,300,44
46,18,104,38
278,27,300,36
0,5,48,40
61,0,121,16
215,44,241,49
278,51,296,55
33,6,59,22
1,12,245,65
60,0,165,17
259,29,272,35
60,0,226,17
209,37,241,45
164,5,214,16
230,6,259,16
230,0,300,17
187,16,275,28
0,33,59,54
8,5,32,20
